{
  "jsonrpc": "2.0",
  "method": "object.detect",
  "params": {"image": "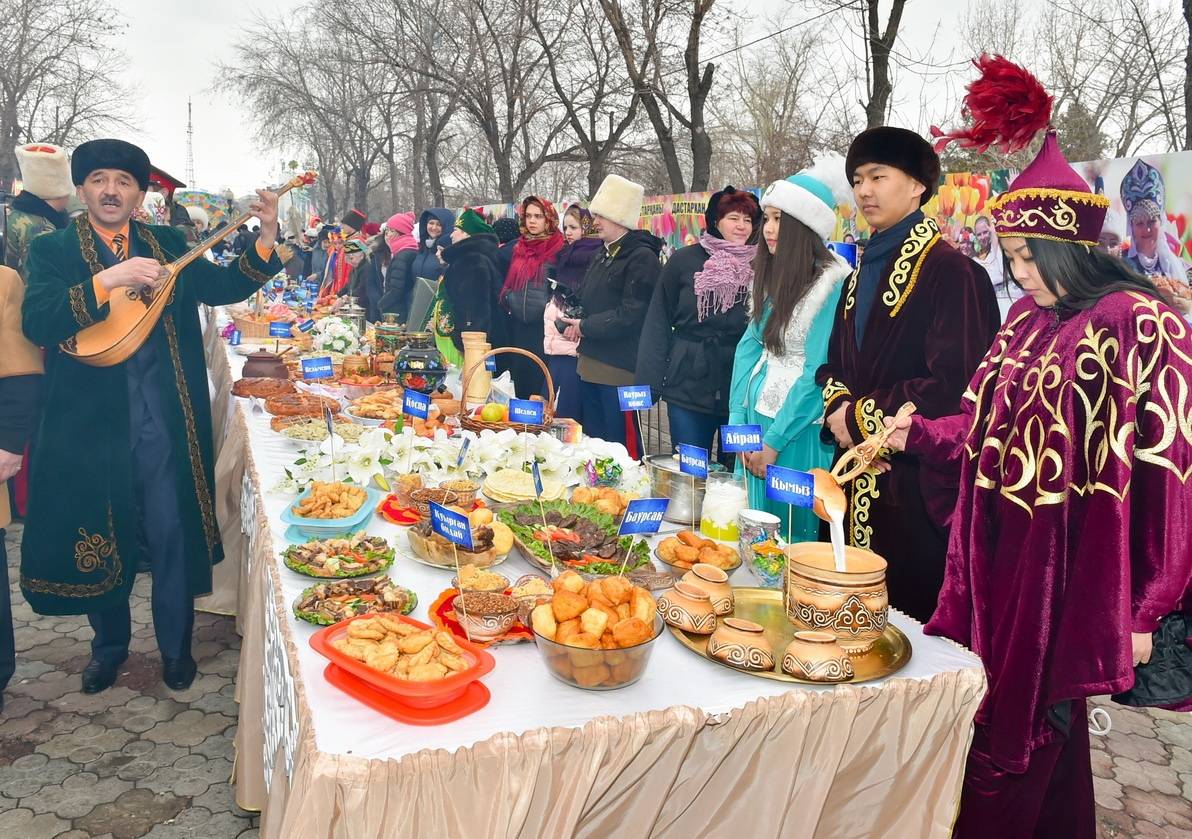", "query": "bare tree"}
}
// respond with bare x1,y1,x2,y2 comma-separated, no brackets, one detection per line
224,14,400,217
528,0,642,194
1045,0,1186,156
0,0,134,189
359,0,580,203
710,26,857,185
958,0,1027,58
858,0,909,128
1186,0,1192,149
597,0,725,192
